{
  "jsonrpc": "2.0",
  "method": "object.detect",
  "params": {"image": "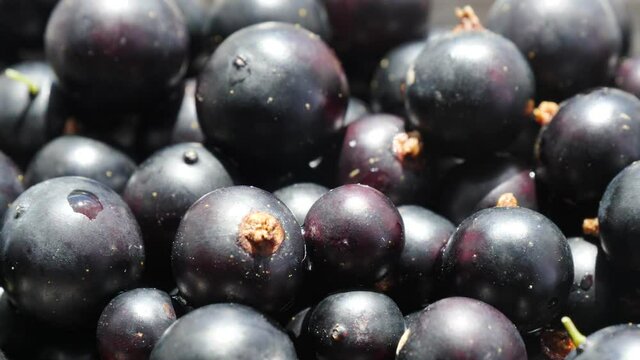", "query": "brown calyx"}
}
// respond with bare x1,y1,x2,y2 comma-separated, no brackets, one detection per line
392,131,422,162
534,101,560,126
453,6,484,32
540,329,576,360
582,218,600,237
237,211,285,257
496,193,519,208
